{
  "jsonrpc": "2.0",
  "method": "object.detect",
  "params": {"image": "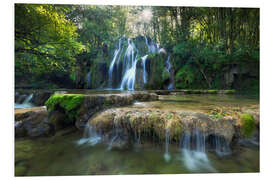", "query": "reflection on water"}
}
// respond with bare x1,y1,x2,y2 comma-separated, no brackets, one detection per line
15,130,259,176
